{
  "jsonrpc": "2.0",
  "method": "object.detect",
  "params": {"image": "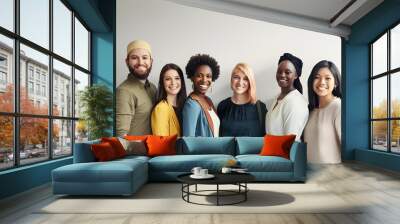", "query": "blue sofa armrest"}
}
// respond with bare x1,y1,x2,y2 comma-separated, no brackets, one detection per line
73,140,100,163
289,142,307,181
